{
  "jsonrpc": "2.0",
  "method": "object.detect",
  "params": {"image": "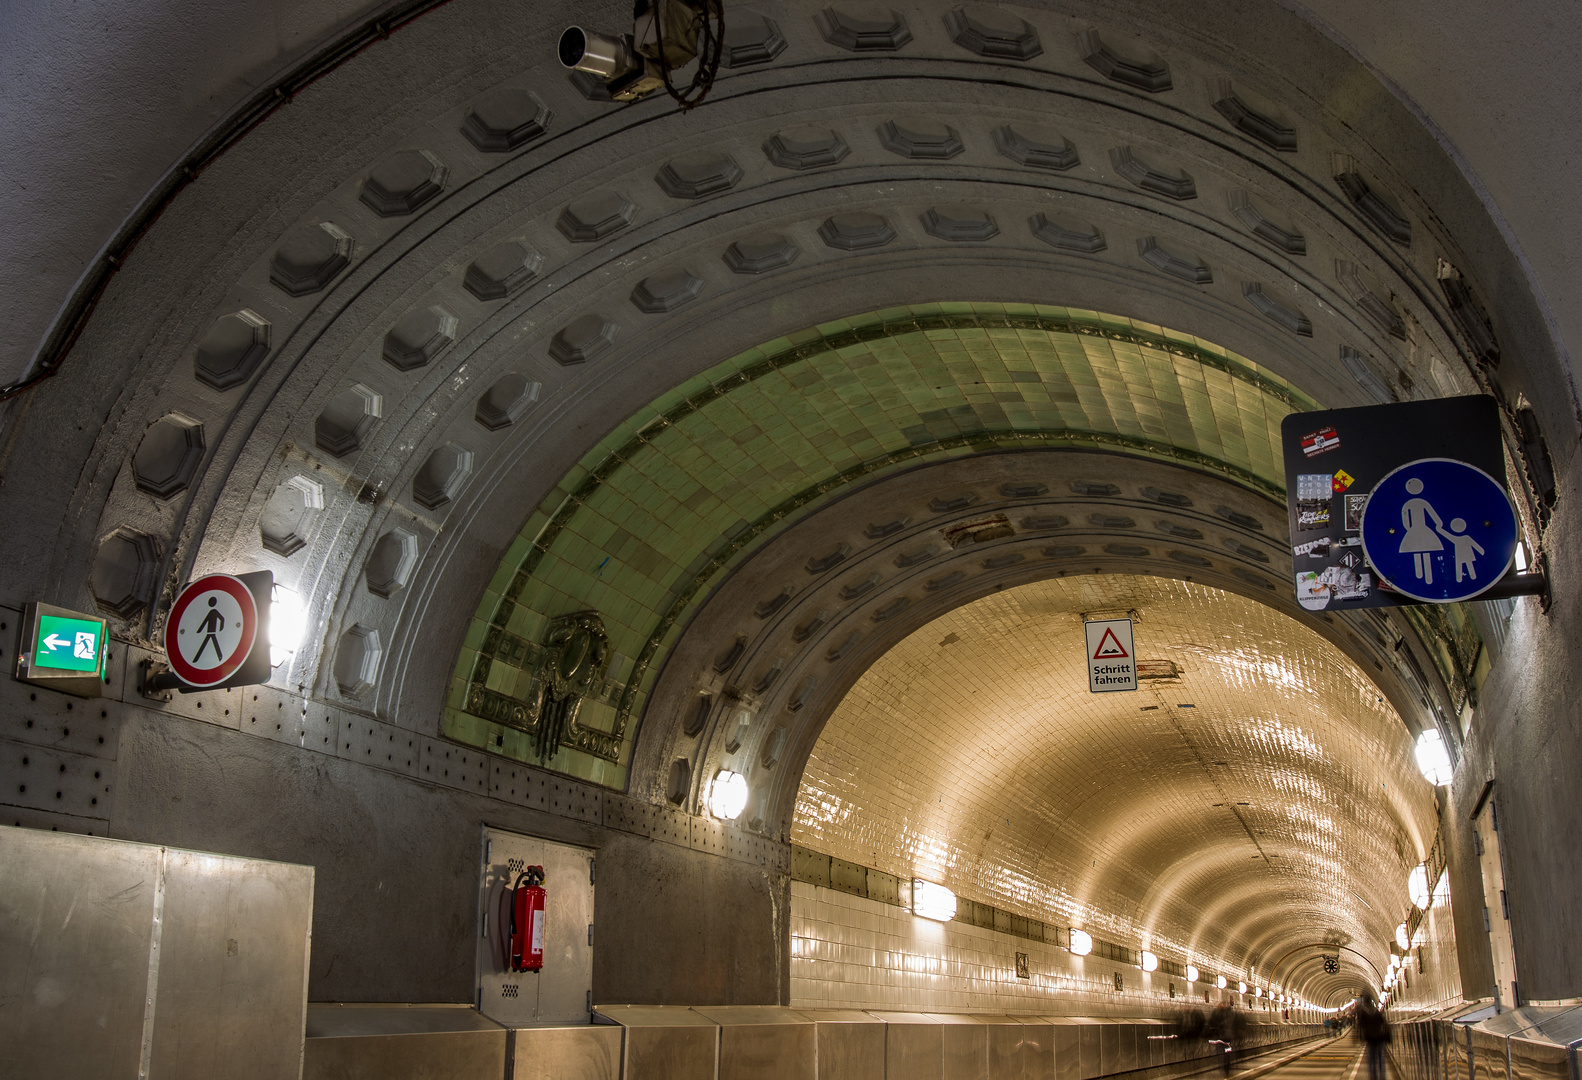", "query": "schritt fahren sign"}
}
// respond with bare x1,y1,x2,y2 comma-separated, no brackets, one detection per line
1085,618,1137,693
